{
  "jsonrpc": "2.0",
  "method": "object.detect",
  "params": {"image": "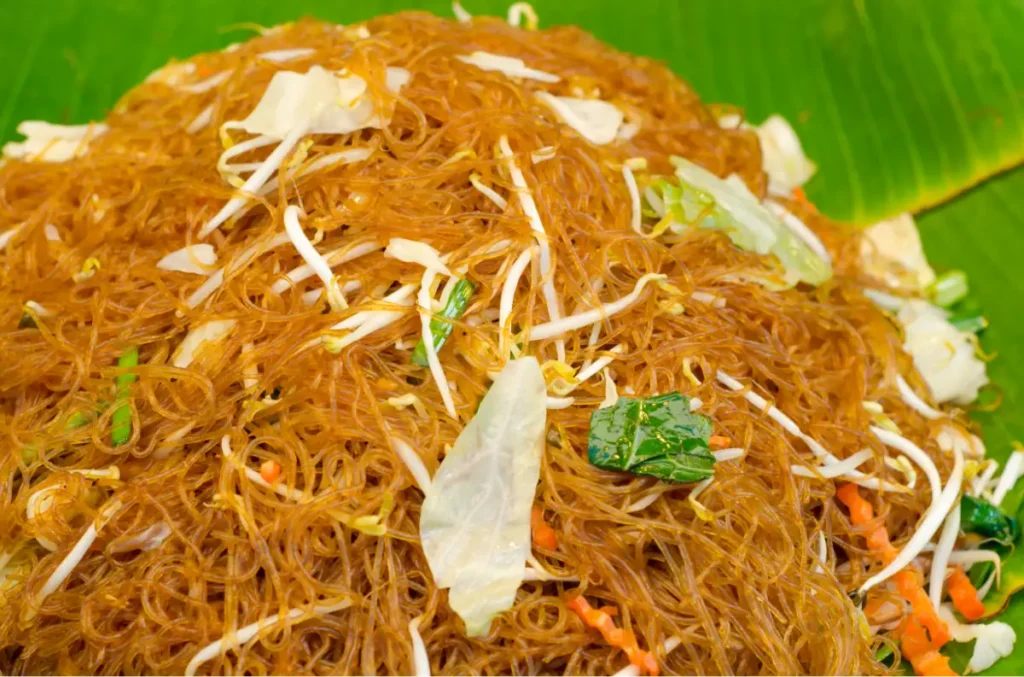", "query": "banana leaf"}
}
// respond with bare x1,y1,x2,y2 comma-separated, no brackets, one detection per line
2,0,1023,673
